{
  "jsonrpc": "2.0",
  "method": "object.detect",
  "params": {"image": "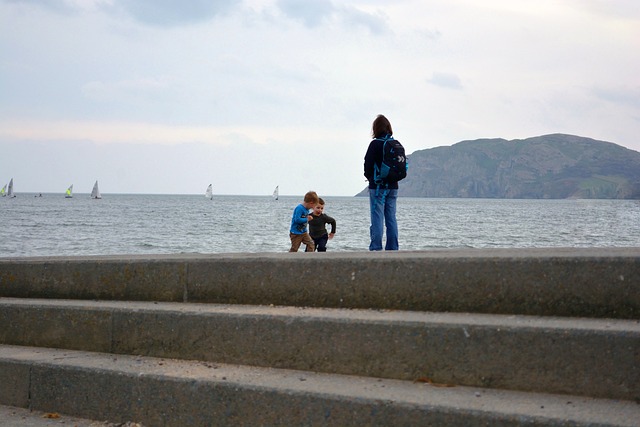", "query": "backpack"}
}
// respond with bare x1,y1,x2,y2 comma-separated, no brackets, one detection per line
374,137,408,185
